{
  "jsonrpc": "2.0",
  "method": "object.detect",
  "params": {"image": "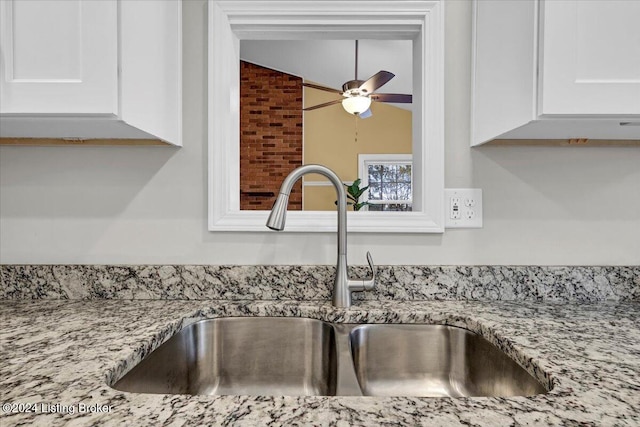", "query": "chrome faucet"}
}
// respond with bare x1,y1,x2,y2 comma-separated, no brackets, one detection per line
266,164,376,308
